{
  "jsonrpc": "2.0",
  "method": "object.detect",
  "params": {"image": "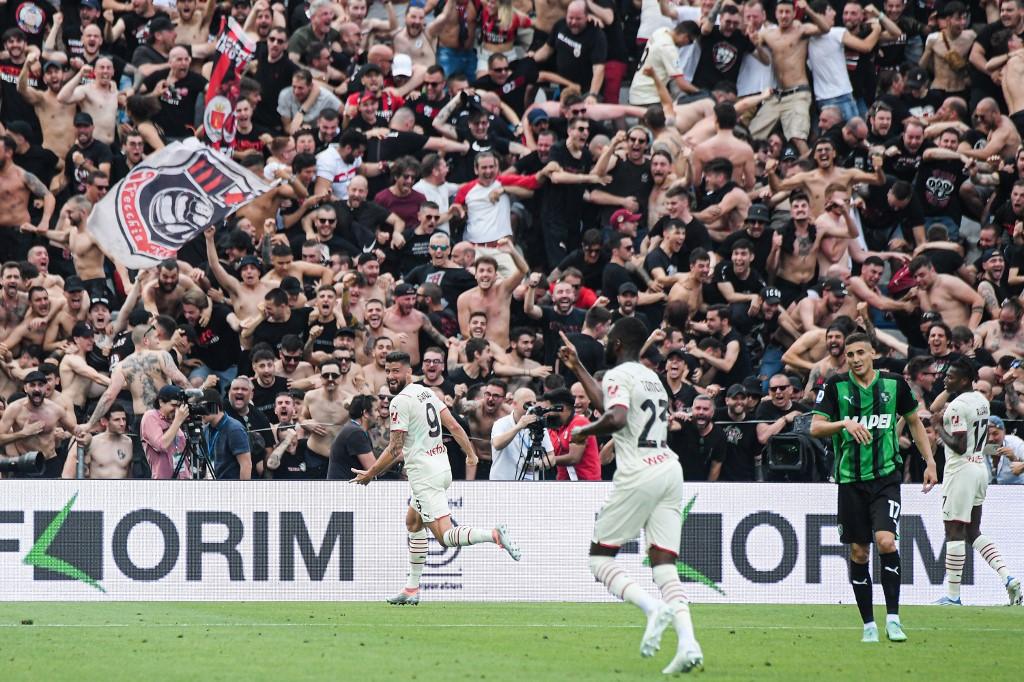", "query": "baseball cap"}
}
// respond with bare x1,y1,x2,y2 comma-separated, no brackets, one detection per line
71,322,94,338
618,282,639,296
81,0,101,10
746,203,770,223
905,68,928,90
727,383,748,398
395,282,415,297
761,287,782,305
742,376,764,397
823,278,848,296
610,209,642,226
157,385,184,403
64,275,85,293
23,370,47,385
280,276,302,295
527,109,549,125
981,248,1002,263
989,415,1006,430
337,326,357,338
392,53,413,78
73,112,94,127
665,347,687,361
6,120,34,138
90,297,111,310
149,16,175,34
238,255,262,270
43,60,63,72
780,144,800,162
